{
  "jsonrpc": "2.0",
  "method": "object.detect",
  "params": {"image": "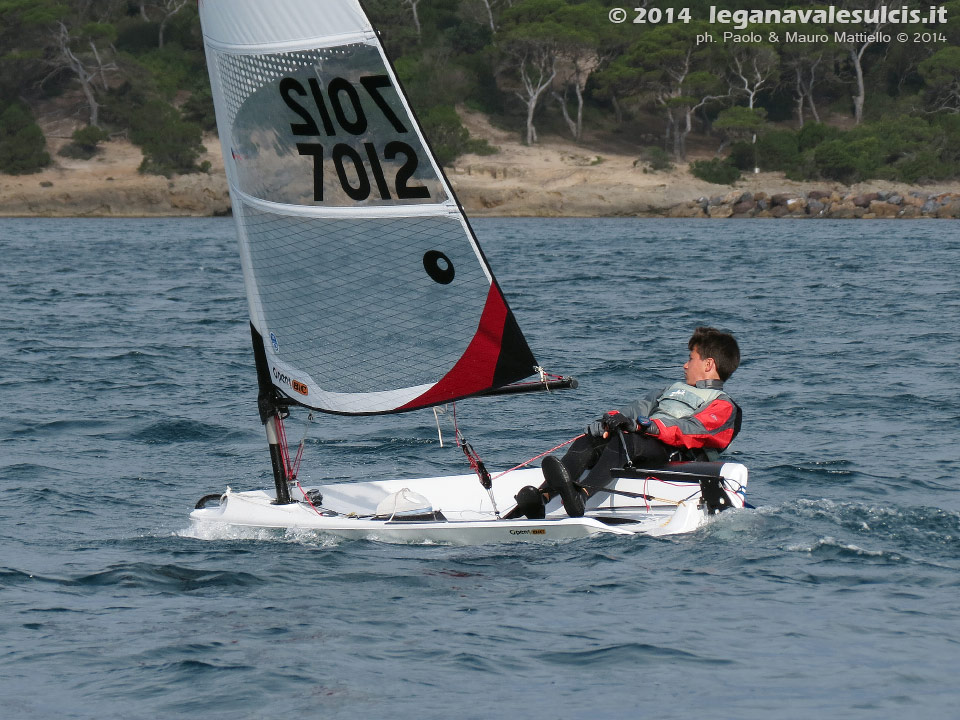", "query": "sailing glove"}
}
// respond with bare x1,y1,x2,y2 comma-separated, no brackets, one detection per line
585,419,606,438
602,411,635,433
